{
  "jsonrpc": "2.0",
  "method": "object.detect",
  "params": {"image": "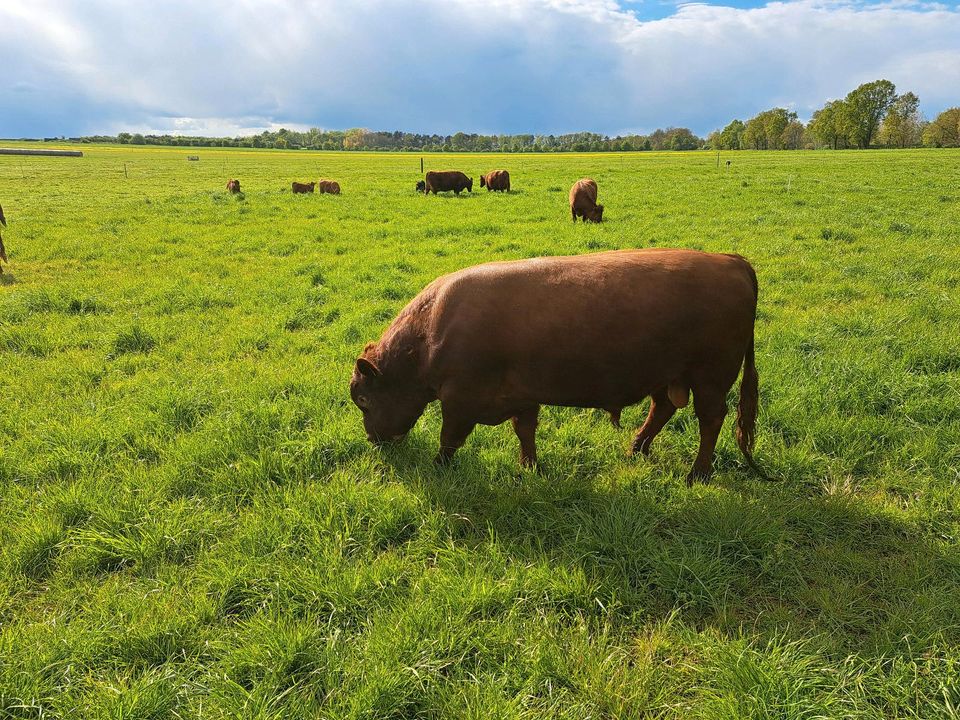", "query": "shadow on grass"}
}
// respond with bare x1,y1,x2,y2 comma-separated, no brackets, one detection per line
379,439,960,657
